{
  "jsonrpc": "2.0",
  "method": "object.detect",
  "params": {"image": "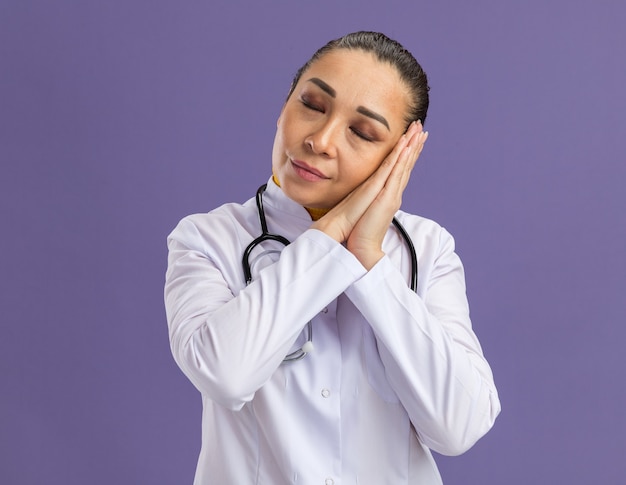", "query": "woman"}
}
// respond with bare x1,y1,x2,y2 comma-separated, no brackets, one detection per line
165,31,500,484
